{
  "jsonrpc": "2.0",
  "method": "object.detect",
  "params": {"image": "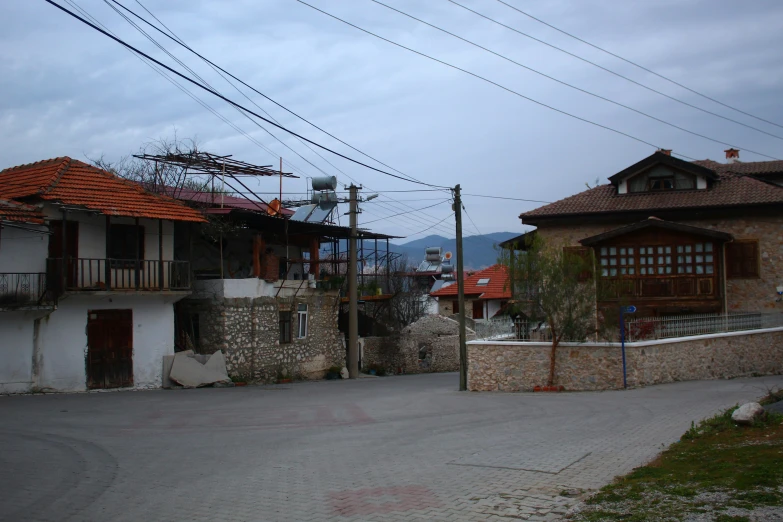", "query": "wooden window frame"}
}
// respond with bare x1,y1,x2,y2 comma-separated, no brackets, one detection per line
726,240,760,279
564,246,593,281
